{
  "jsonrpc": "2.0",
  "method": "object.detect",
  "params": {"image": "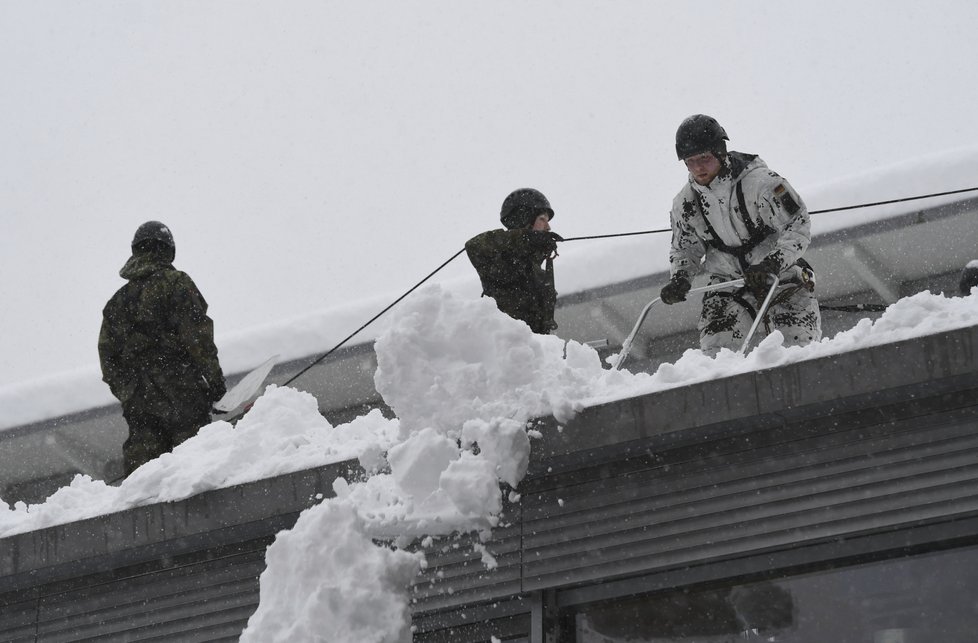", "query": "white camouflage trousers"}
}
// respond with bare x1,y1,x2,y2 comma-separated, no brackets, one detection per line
697,276,822,353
